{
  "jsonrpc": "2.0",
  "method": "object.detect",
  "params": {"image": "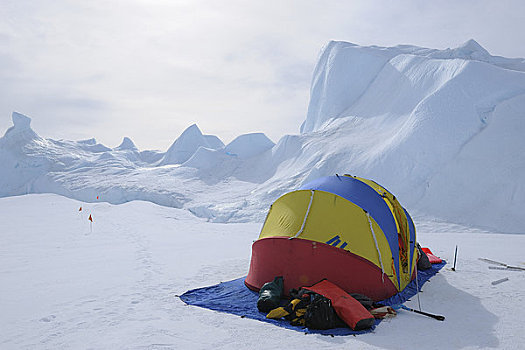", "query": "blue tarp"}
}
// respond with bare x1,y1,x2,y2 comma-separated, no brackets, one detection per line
180,261,446,336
